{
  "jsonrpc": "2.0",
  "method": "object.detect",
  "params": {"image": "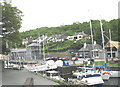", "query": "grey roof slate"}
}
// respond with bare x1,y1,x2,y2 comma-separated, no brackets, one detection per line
79,44,102,51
